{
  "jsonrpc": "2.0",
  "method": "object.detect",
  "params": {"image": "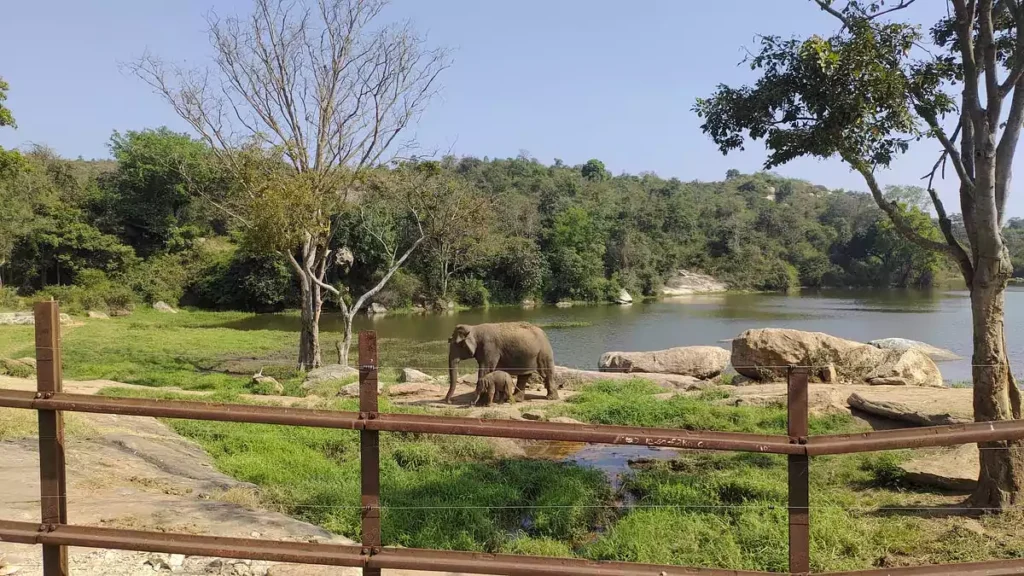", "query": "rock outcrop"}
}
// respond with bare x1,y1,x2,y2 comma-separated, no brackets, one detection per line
153,301,178,314
87,310,110,319
731,328,943,387
661,270,728,296
599,346,730,379
615,289,633,305
867,338,960,362
249,373,284,395
0,312,73,325
366,302,387,315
